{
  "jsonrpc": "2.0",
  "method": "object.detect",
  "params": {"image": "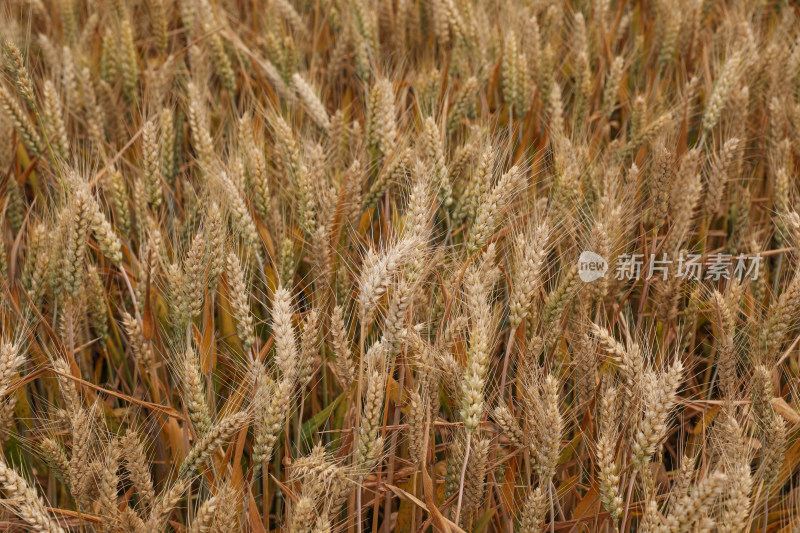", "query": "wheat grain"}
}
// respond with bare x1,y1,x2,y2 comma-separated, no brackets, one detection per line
180,412,248,476
0,457,65,532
